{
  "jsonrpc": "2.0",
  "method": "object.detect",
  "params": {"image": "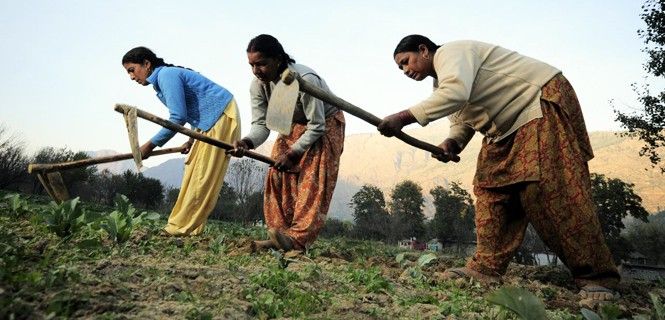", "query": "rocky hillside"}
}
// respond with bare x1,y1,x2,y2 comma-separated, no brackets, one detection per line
334,121,664,219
